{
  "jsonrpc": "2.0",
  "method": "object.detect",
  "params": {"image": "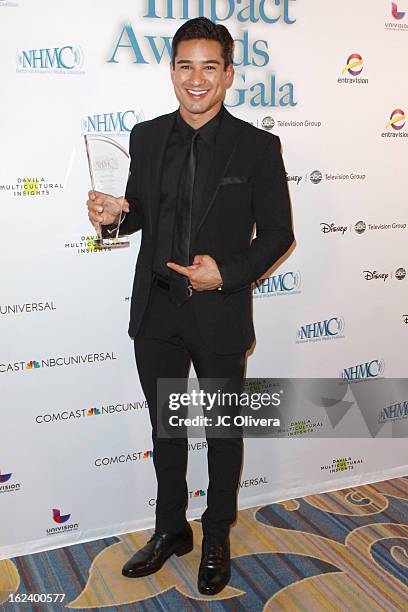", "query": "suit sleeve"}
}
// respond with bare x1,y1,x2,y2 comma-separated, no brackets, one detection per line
218,135,294,294
102,126,144,237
